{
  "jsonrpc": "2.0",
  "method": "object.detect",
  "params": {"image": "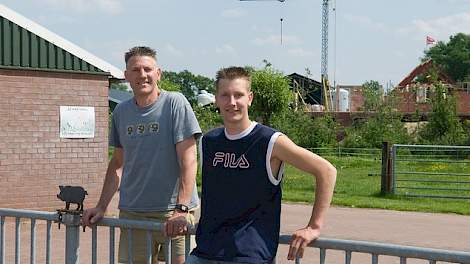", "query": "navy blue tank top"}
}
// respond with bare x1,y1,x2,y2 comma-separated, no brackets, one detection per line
192,123,283,263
